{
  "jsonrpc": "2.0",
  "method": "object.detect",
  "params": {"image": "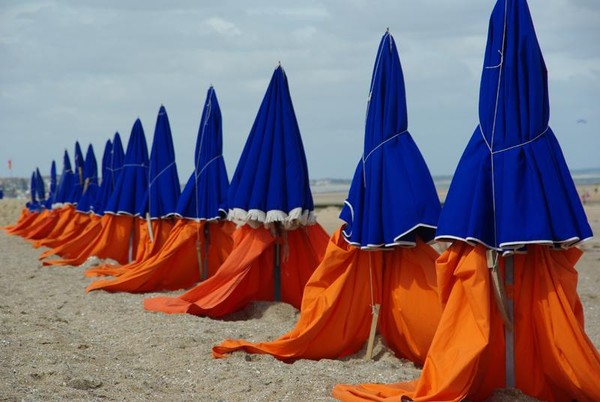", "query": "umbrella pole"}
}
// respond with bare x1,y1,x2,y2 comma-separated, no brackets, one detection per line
203,221,210,281
365,304,380,360
146,212,154,243
365,252,380,360
505,255,515,388
273,223,281,302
